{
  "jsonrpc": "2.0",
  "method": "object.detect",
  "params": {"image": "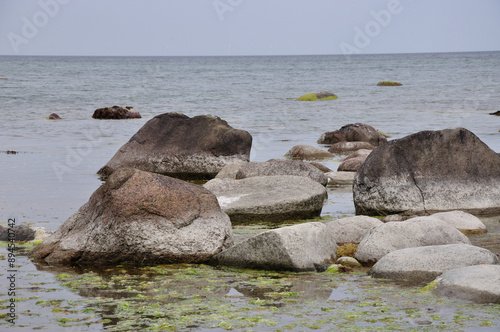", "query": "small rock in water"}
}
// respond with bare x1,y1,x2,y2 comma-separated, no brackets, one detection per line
92,106,141,119
48,113,61,120
377,81,402,86
297,91,338,101
488,110,500,116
